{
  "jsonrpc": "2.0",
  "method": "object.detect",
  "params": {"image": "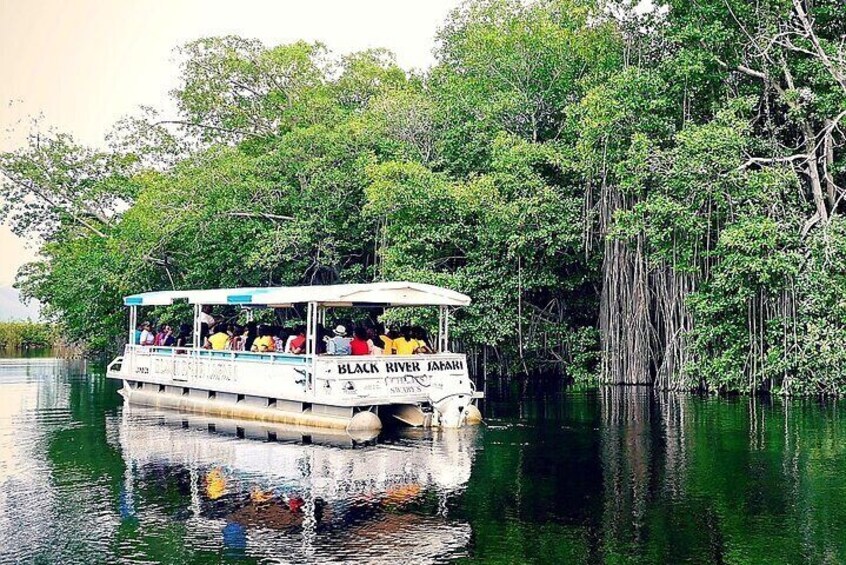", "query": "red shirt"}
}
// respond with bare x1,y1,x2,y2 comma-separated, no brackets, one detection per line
290,335,306,352
350,337,369,355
